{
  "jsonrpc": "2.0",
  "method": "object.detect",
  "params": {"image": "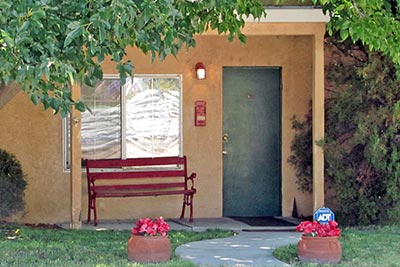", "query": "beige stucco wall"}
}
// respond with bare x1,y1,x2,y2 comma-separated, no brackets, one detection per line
0,93,70,222
0,22,323,224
